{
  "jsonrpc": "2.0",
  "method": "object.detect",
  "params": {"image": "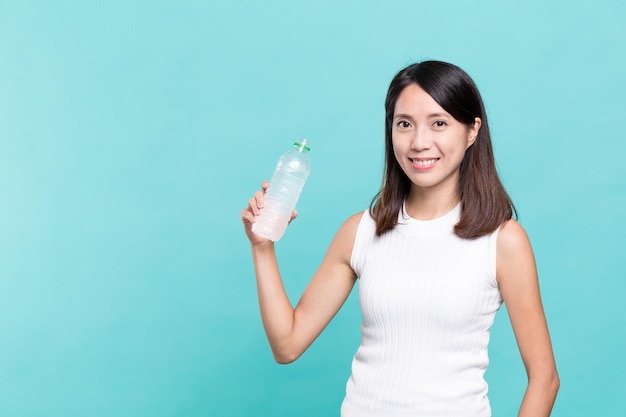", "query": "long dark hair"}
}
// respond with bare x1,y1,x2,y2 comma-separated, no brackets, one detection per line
370,60,516,239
